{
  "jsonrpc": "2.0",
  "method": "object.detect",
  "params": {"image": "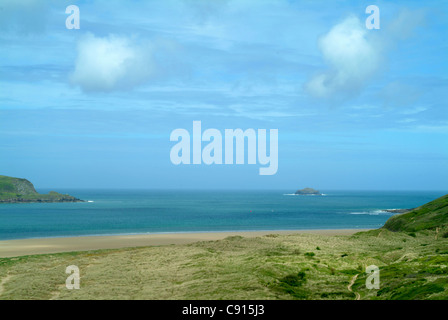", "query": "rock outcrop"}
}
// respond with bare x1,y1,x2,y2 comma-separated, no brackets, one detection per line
295,188,322,195
0,175,84,203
